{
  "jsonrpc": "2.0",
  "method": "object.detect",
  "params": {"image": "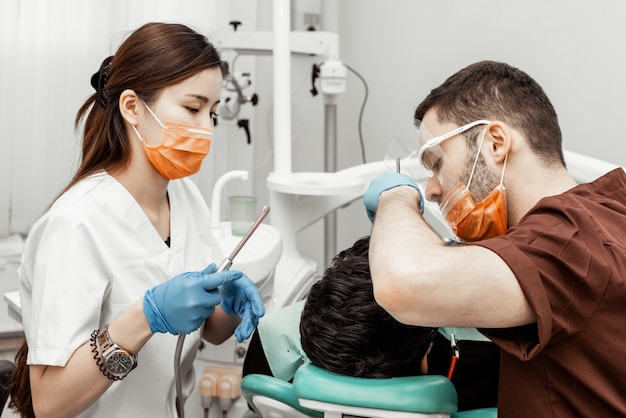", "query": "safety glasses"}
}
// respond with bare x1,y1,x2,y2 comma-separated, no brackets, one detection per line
416,120,491,177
